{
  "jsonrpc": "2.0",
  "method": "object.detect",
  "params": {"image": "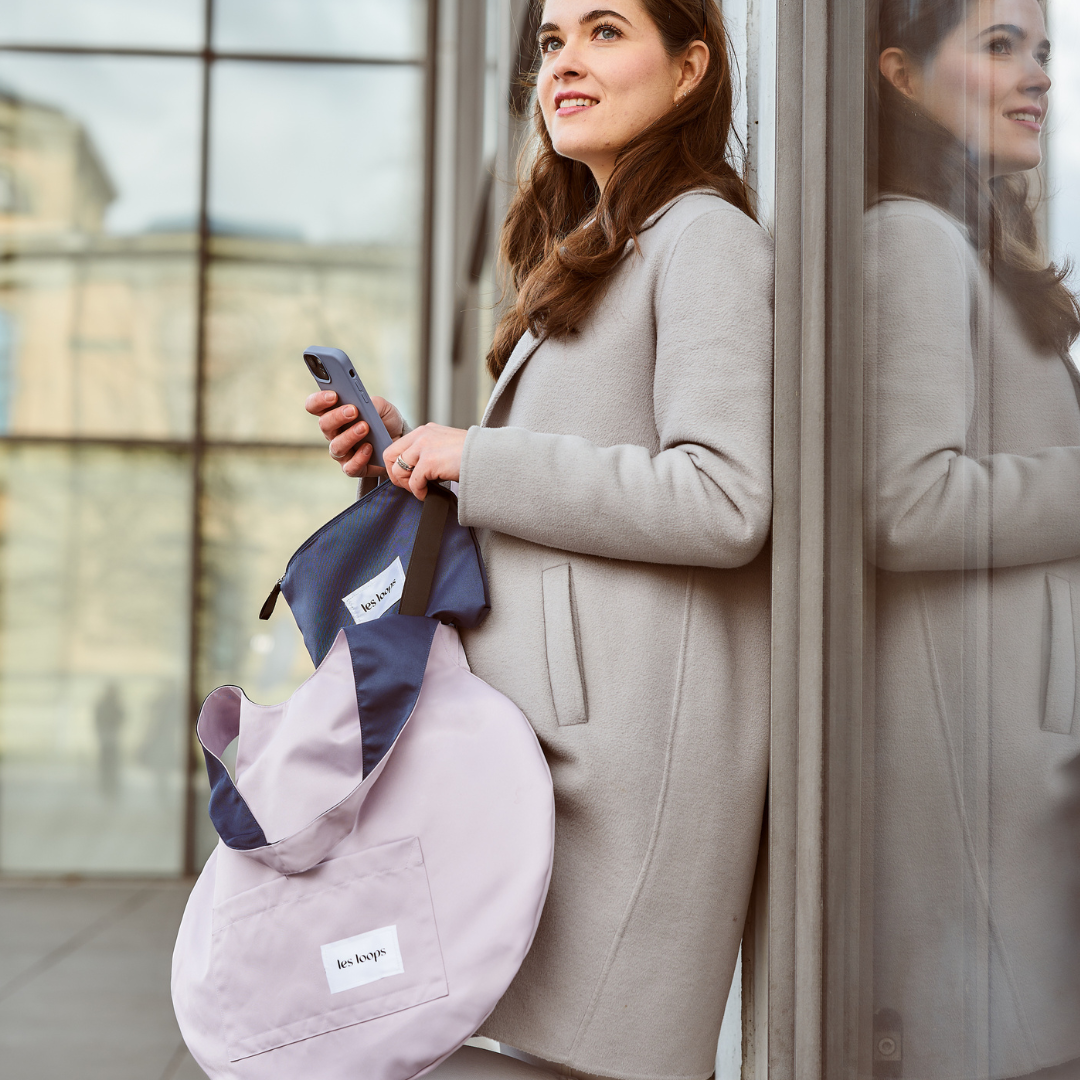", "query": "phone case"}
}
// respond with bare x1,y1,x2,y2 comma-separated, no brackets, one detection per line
304,347,395,463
